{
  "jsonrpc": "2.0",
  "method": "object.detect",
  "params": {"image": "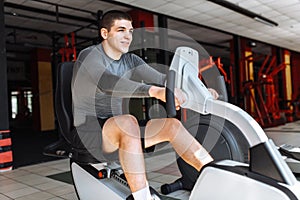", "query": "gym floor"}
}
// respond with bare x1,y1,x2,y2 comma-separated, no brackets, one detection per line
1,120,300,200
